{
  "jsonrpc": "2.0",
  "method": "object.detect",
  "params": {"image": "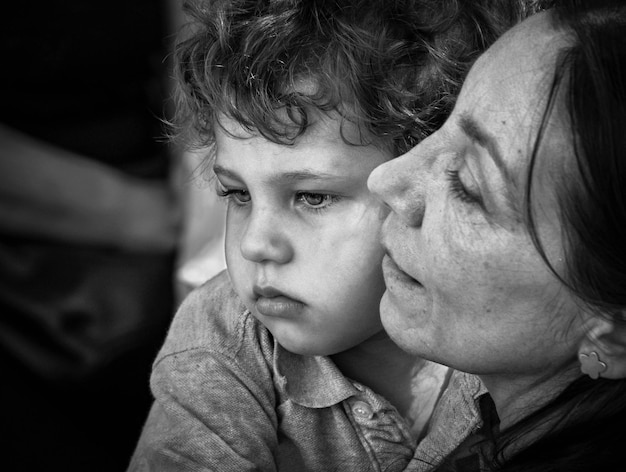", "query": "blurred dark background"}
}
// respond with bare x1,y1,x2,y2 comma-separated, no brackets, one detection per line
0,1,181,470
